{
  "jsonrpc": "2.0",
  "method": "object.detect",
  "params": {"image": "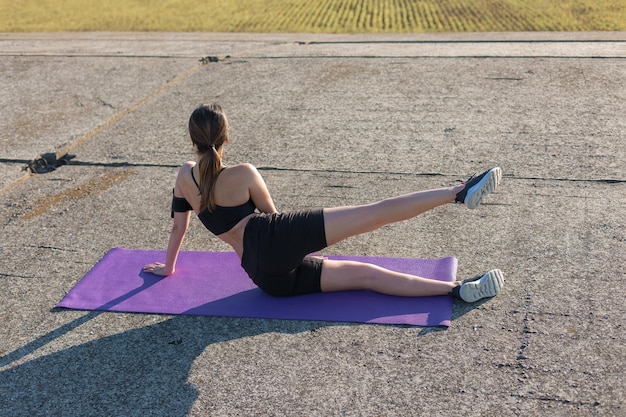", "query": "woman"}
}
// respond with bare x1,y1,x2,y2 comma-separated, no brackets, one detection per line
144,103,504,303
